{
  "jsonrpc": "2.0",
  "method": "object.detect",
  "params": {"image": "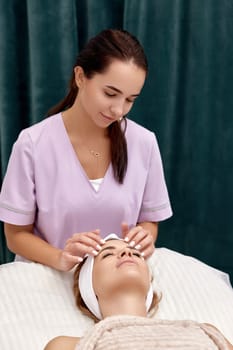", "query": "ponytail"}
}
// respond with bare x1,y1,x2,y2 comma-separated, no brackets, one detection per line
46,76,77,117
109,118,128,184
